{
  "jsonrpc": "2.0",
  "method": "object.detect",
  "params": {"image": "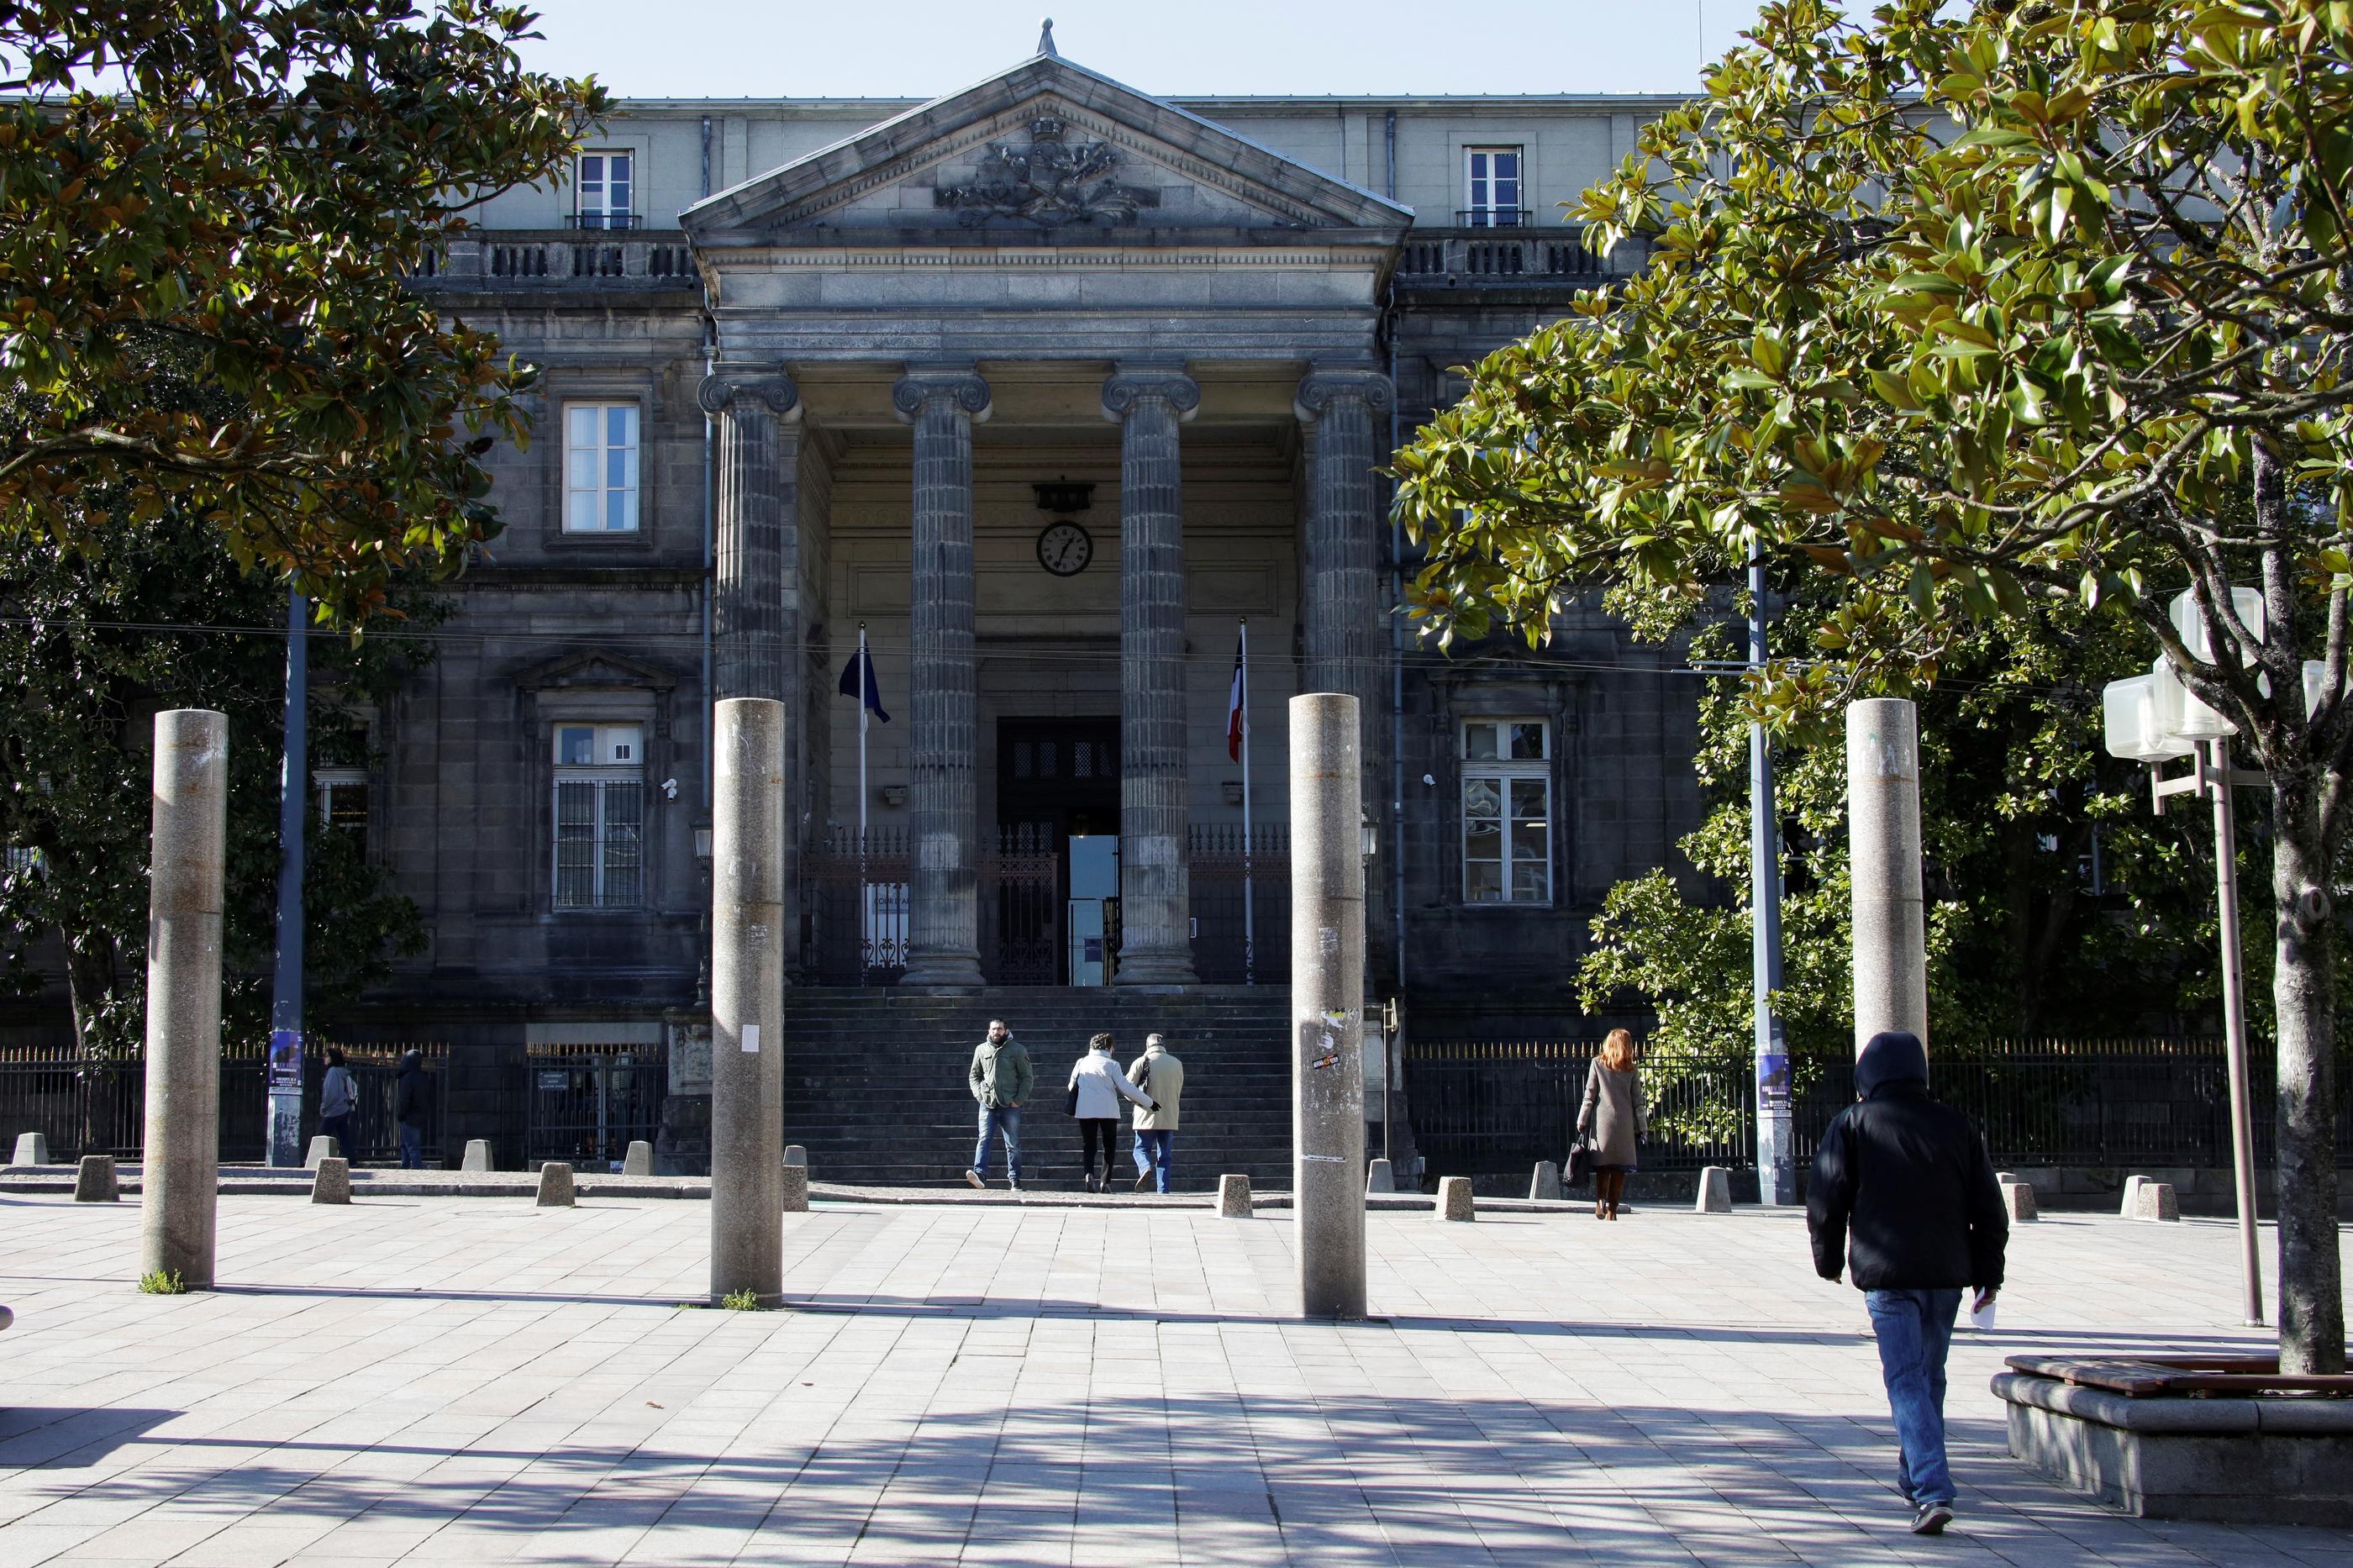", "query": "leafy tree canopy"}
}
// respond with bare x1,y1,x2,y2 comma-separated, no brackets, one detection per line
0,2,606,618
